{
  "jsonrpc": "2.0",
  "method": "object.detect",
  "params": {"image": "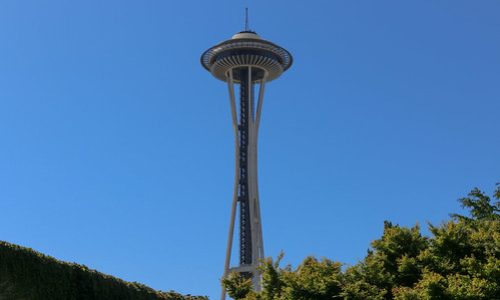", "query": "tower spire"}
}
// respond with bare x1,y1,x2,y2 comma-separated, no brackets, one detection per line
245,7,249,31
